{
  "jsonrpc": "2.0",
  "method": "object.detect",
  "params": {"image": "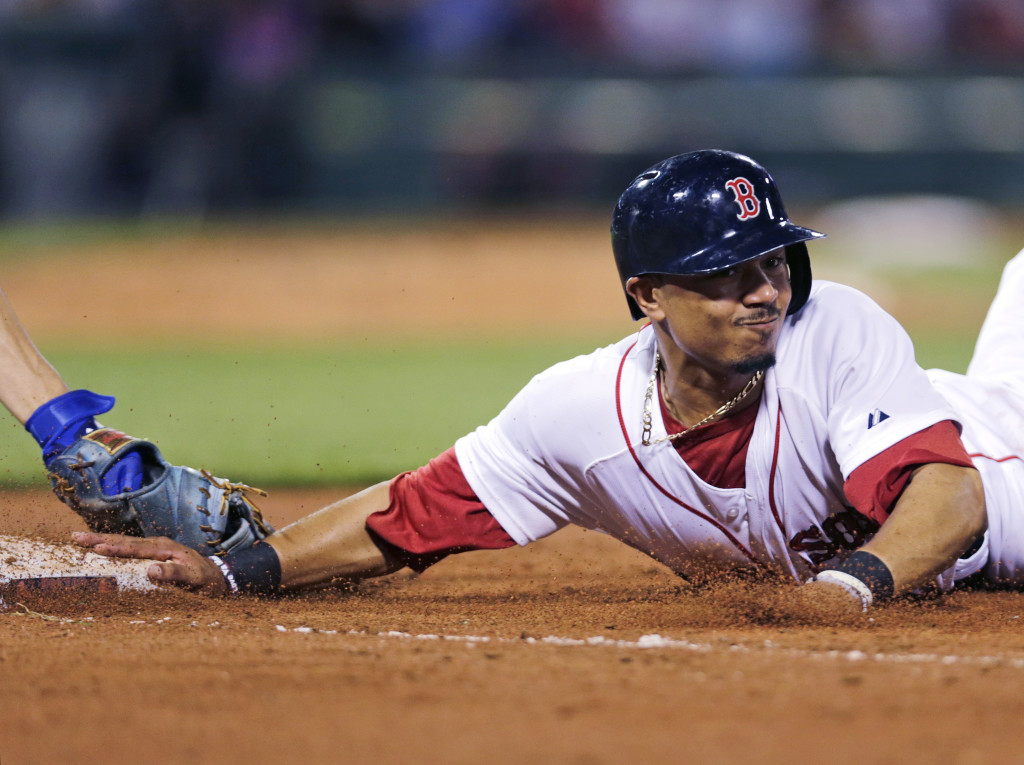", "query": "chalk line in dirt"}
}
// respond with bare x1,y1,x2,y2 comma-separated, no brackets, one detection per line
269,625,1024,670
